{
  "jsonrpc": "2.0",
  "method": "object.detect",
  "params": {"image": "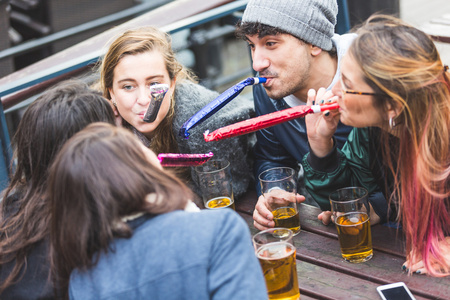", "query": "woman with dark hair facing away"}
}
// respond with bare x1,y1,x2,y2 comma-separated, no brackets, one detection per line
100,26,255,199
0,80,116,299
48,123,267,300
303,15,450,276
